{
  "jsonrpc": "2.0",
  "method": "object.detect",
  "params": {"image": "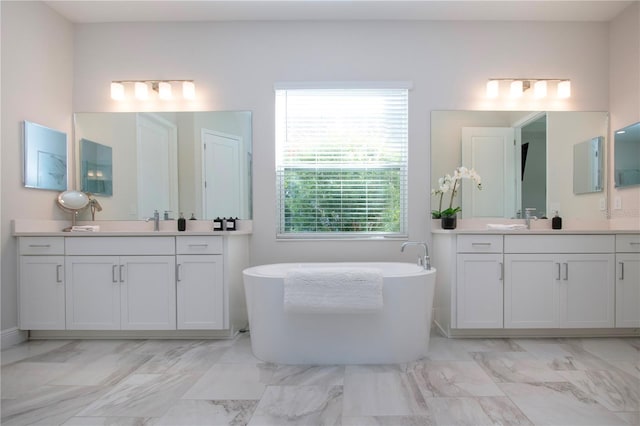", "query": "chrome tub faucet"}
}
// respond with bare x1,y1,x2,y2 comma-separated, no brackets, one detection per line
401,241,431,270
